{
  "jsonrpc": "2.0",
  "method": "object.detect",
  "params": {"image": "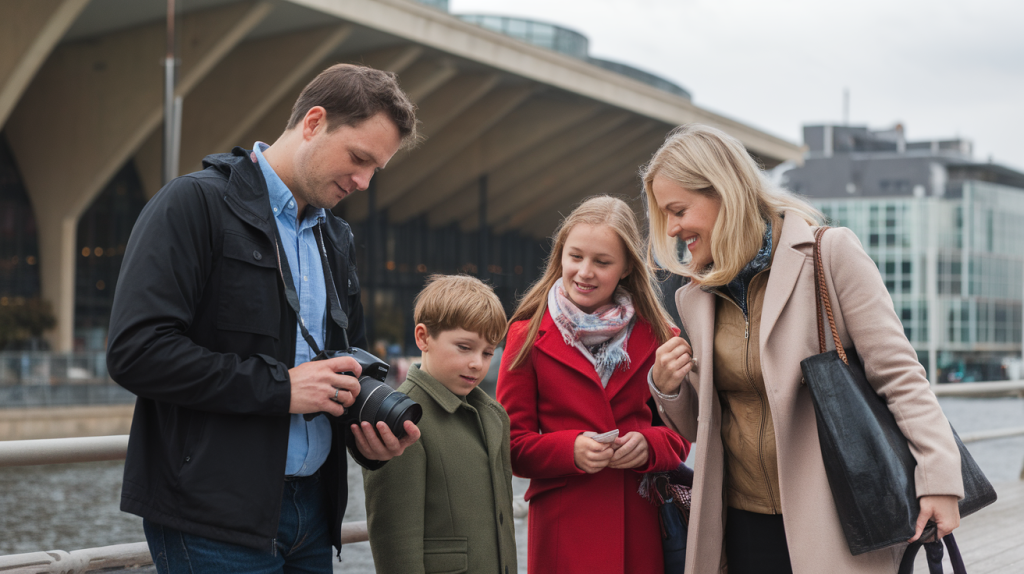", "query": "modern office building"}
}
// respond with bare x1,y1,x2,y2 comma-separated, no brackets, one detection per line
0,0,801,358
782,124,1024,382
